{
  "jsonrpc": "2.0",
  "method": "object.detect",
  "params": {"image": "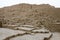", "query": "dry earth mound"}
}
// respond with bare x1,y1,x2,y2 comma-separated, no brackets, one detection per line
0,3,60,32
